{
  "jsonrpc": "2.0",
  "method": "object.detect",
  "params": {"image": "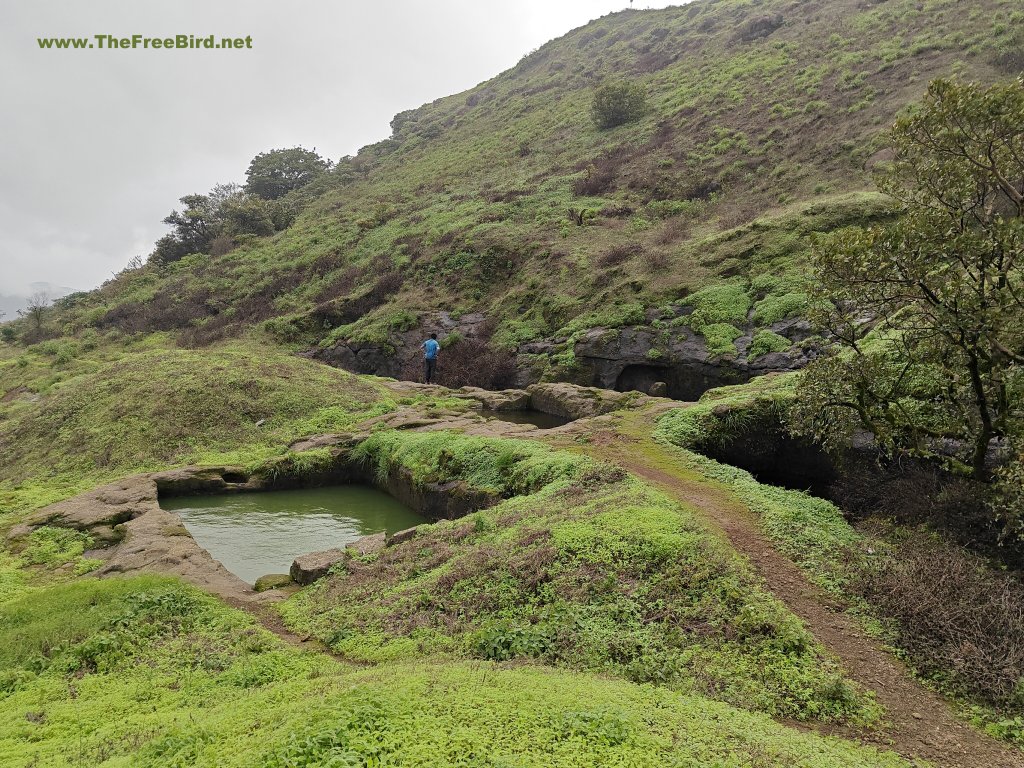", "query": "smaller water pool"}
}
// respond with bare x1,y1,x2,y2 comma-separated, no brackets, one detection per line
482,409,572,429
160,486,423,584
